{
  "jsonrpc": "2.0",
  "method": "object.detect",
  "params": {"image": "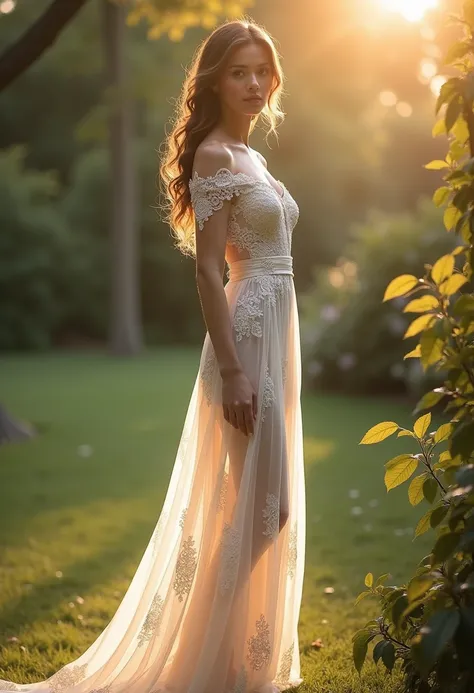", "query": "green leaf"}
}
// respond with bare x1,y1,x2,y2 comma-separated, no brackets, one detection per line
372,639,386,664
354,590,372,607
445,97,463,133
364,572,373,588
432,254,455,285
423,477,439,504
392,594,409,628
414,413,432,438
407,575,435,602
414,389,445,414
414,609,461,678
430,505,449,528
383,274,419,301
360,421,399,444
384,455,419,491
381,641,396,671
375,572,391,587
451,421,474,458
408,473,429,506
453,294,474,315
352,630,371,673
415,508,434,538
433,532,461,562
